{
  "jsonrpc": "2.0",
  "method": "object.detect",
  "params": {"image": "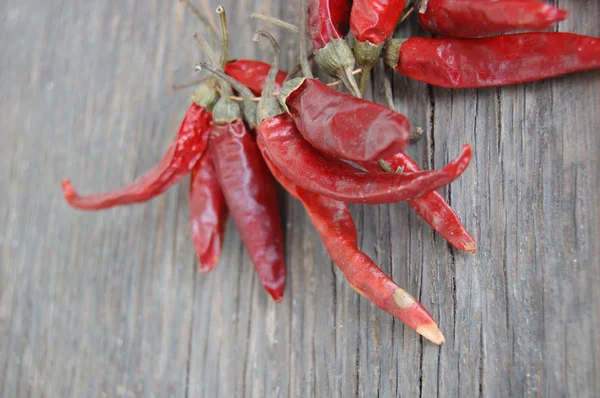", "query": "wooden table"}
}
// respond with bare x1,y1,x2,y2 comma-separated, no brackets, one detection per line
1,0,598,396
